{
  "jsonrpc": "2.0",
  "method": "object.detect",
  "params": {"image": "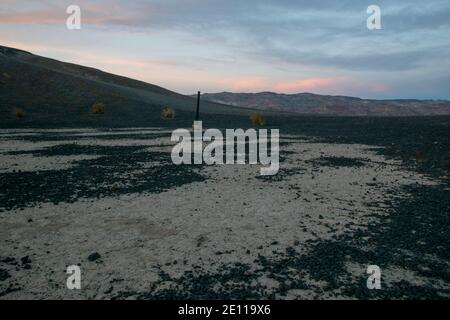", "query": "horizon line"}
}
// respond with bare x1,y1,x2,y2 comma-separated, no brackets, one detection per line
2,44,449,102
